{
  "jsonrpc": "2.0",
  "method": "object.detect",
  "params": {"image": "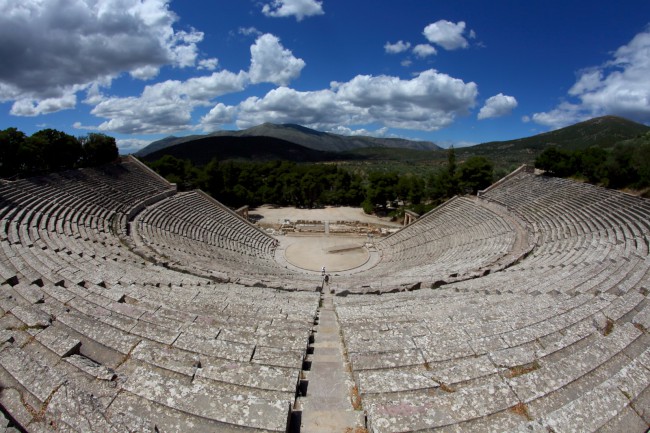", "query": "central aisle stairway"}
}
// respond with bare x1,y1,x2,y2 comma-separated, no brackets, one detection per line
300,288,365,432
